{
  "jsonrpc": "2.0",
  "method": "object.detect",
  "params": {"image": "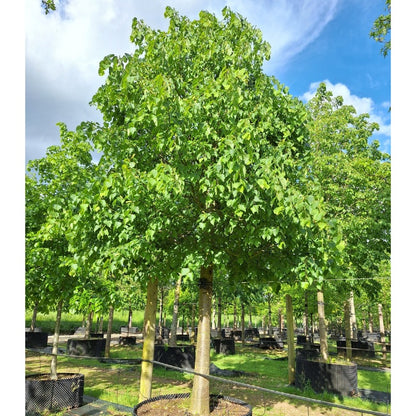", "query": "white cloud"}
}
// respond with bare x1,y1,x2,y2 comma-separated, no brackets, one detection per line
25,0,340,162
301,80,391,138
